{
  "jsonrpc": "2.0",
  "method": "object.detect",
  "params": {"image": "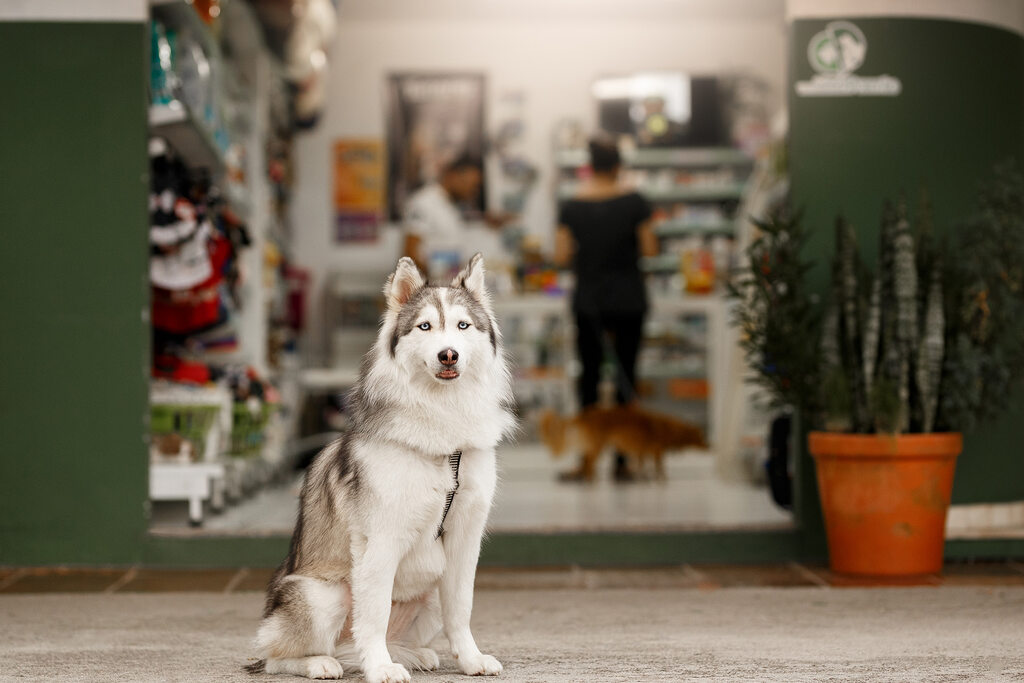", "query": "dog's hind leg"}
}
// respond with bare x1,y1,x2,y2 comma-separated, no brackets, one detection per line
392,589,442,671
257,575,350,679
